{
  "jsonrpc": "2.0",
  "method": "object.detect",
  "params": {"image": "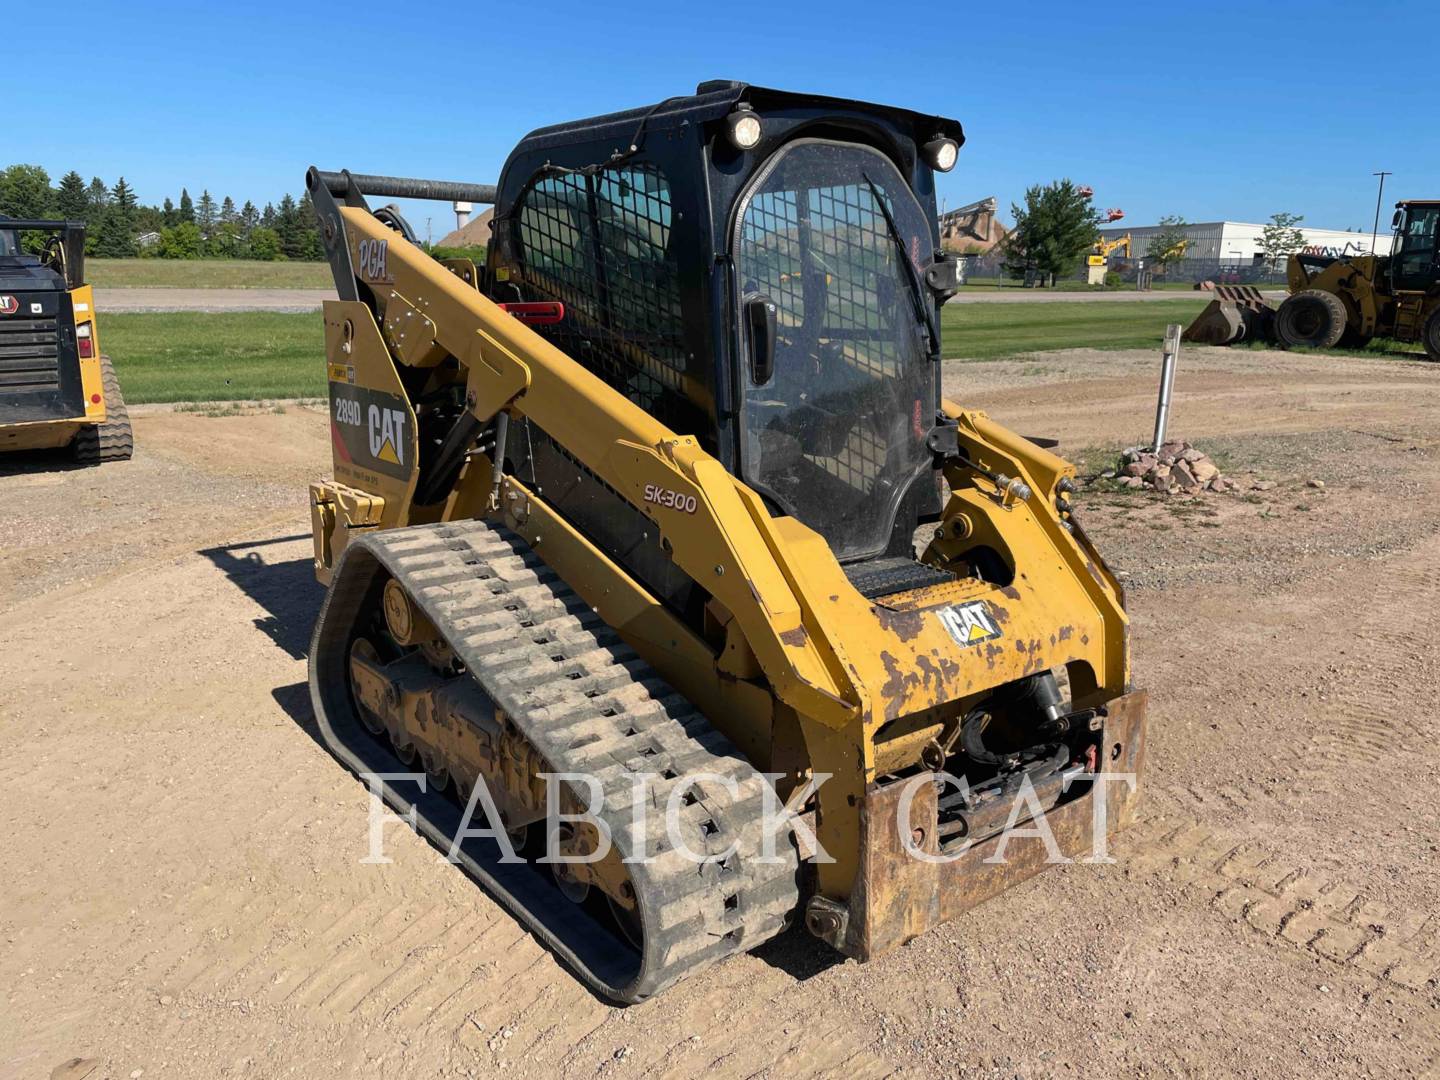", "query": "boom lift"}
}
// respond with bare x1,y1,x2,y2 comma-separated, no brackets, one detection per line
304,82,1147,1002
